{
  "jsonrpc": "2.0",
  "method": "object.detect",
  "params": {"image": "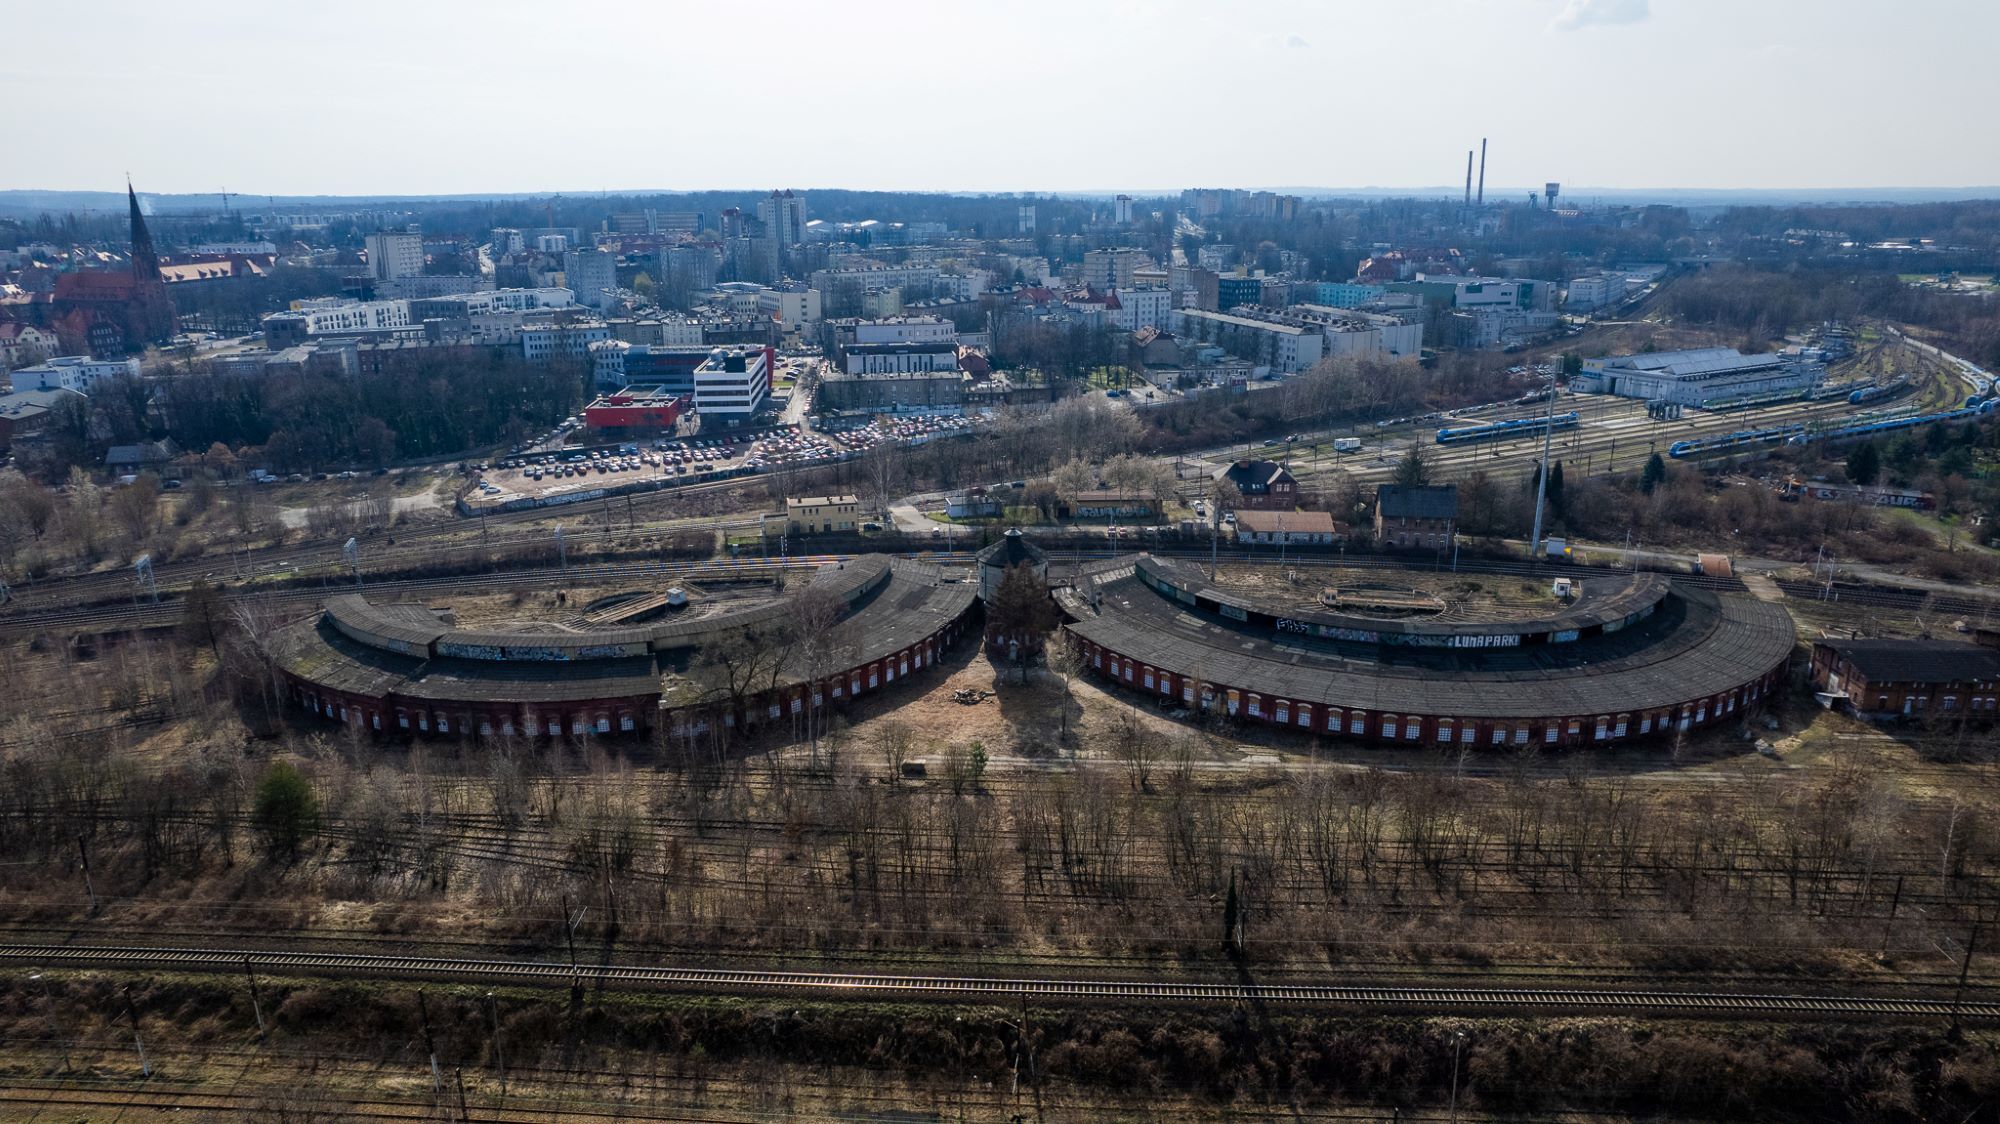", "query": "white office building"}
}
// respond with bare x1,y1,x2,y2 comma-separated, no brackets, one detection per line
1113,195,1133,224
1565,274,1630,311
11,355,141,393
364,231,424,281
692,346,771,419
